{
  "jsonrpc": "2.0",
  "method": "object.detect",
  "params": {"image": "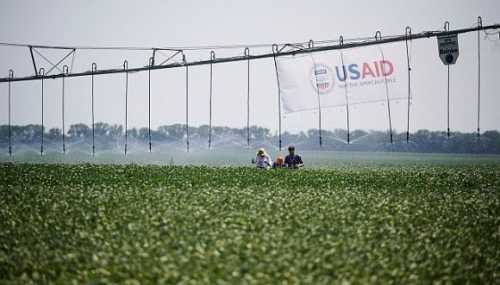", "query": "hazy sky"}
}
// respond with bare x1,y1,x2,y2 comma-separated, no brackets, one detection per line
1,0,499,134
